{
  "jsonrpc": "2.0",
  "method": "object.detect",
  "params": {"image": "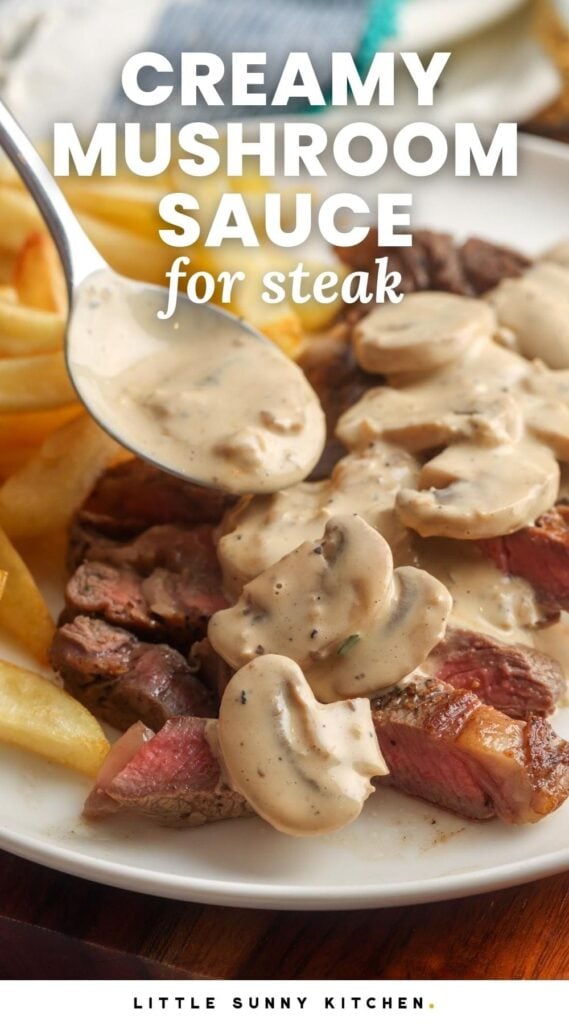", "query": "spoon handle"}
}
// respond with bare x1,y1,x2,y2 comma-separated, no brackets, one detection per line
0,100,106,294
